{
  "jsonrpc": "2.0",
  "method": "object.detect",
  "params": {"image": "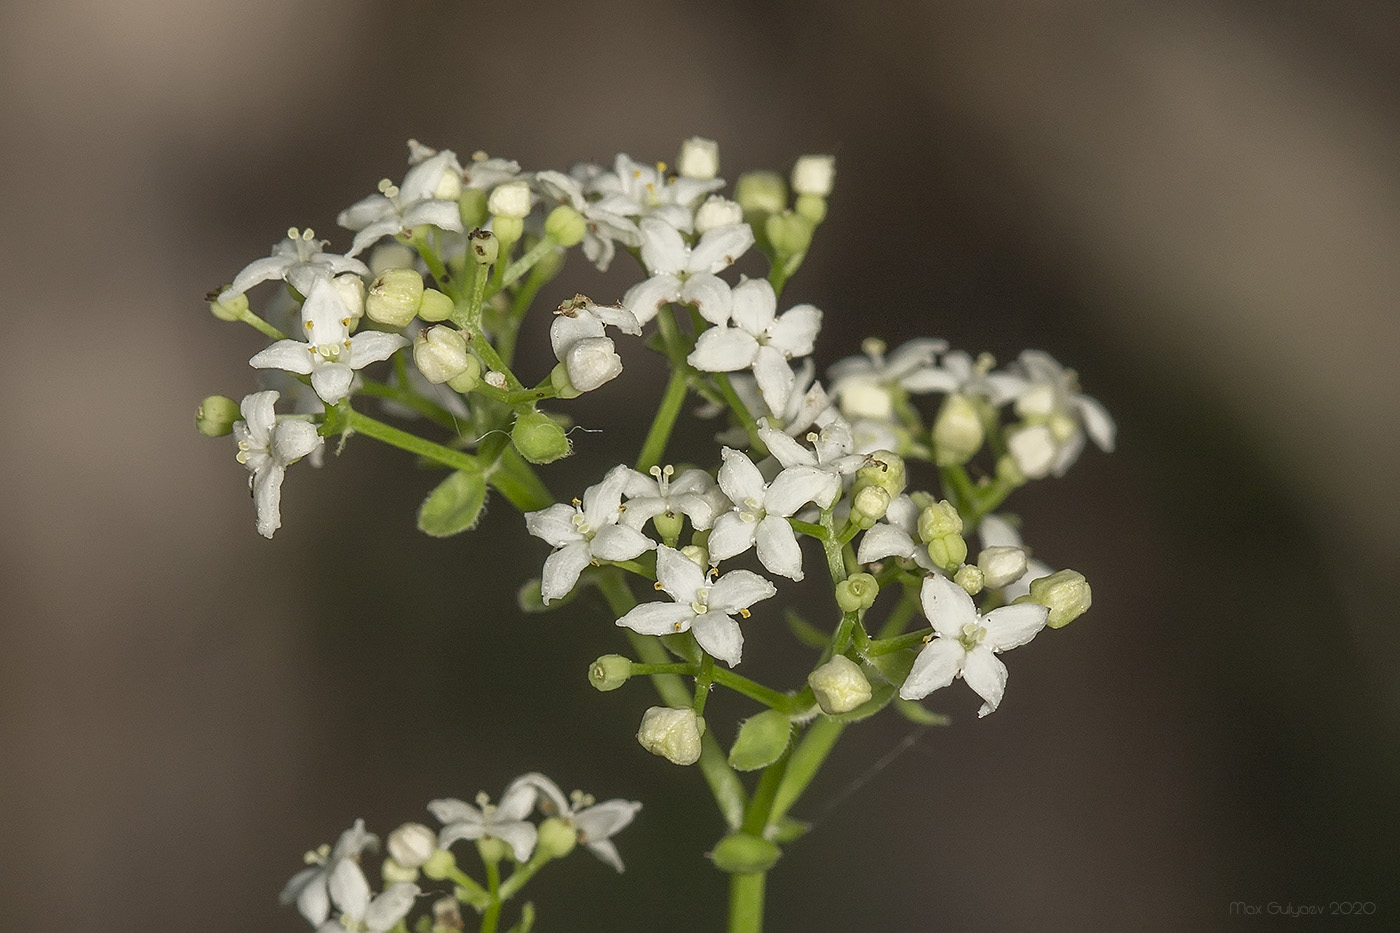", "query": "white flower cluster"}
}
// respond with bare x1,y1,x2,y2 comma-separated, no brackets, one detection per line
281,774,640,931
